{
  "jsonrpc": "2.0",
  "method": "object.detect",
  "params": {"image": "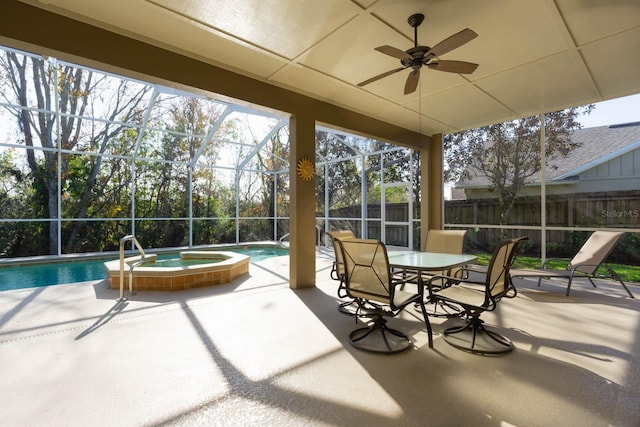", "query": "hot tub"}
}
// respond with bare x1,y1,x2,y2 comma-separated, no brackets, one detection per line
103,251,250,291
